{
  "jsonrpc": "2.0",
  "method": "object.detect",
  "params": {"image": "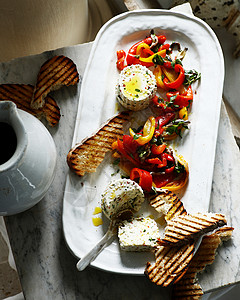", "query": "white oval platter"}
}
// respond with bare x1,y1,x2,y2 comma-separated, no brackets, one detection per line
62,9,224,275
